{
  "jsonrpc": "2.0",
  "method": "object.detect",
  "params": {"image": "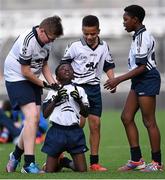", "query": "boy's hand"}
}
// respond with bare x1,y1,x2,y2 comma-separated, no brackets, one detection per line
50,83,60,91
43,81,51,89
70,86,82,104
43,81,60,91
55,87,69,103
